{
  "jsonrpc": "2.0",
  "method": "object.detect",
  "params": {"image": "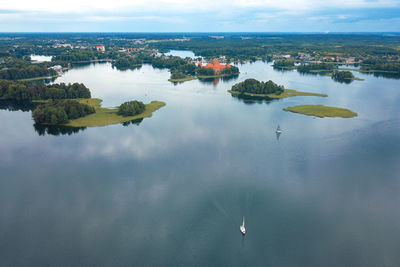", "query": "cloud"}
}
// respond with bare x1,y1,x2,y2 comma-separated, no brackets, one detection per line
0,0,399,31
1,0,398,13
